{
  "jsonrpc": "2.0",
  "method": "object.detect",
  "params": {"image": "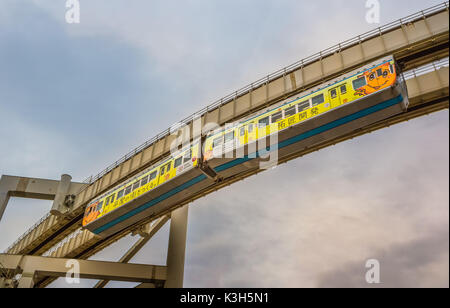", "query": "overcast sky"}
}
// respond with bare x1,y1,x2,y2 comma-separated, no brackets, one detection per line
0,0,448,288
